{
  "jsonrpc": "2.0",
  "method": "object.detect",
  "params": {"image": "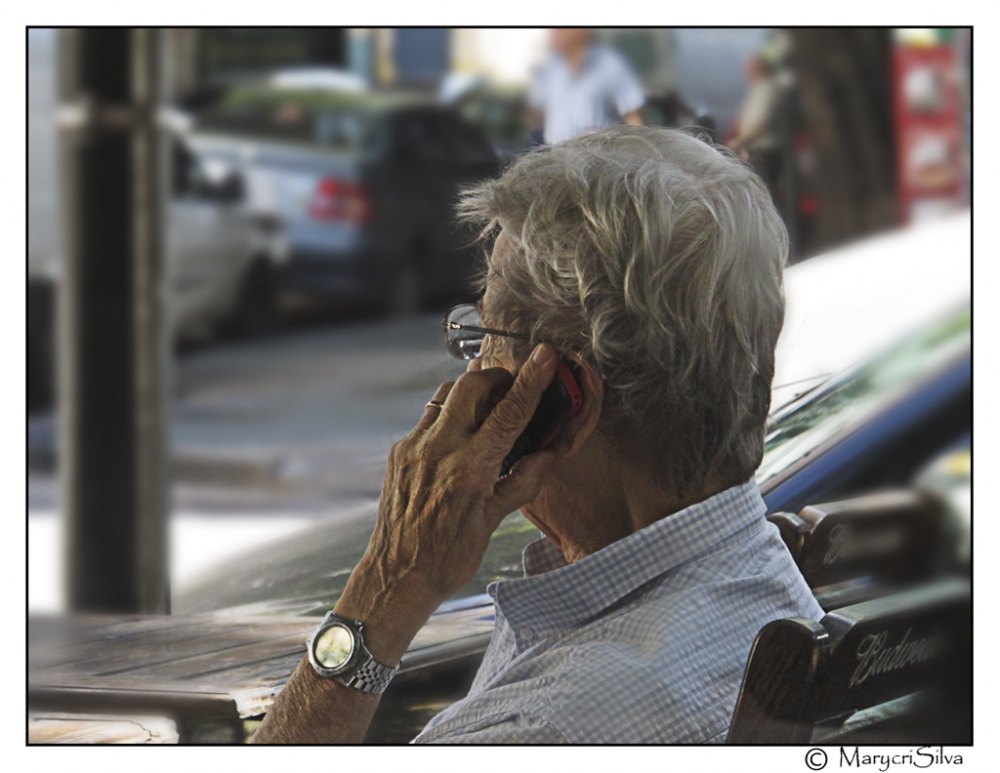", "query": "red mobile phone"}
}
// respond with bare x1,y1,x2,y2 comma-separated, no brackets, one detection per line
499,359,584,478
